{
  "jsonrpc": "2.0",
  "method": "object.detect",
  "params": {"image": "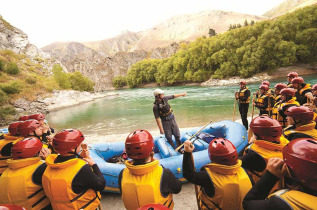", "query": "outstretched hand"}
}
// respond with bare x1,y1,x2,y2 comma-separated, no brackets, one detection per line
182,92,187,97
266,157,287,178
83,156,96,166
